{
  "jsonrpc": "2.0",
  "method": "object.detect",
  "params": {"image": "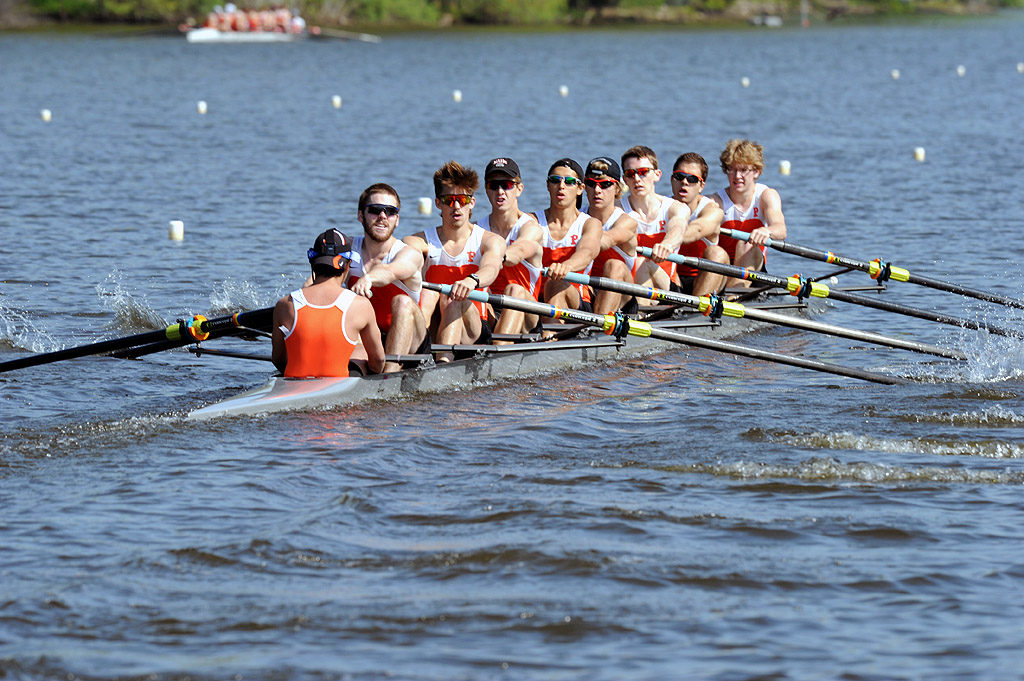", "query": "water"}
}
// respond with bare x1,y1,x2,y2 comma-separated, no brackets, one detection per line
2,15,1024,679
